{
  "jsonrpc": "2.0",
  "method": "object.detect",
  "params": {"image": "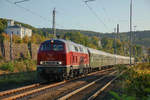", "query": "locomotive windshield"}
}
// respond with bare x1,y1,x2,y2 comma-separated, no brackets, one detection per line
53,44,64,51
40,42,64,51
40,42,51,51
